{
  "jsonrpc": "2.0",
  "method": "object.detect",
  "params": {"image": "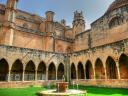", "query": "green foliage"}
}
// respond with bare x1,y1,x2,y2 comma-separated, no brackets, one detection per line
0,85,128,96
